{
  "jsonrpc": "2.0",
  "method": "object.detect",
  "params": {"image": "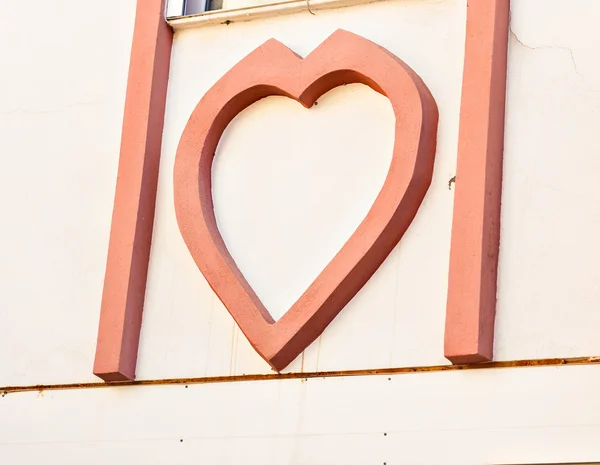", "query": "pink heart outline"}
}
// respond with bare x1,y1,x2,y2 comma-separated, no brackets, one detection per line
174,29,438,371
